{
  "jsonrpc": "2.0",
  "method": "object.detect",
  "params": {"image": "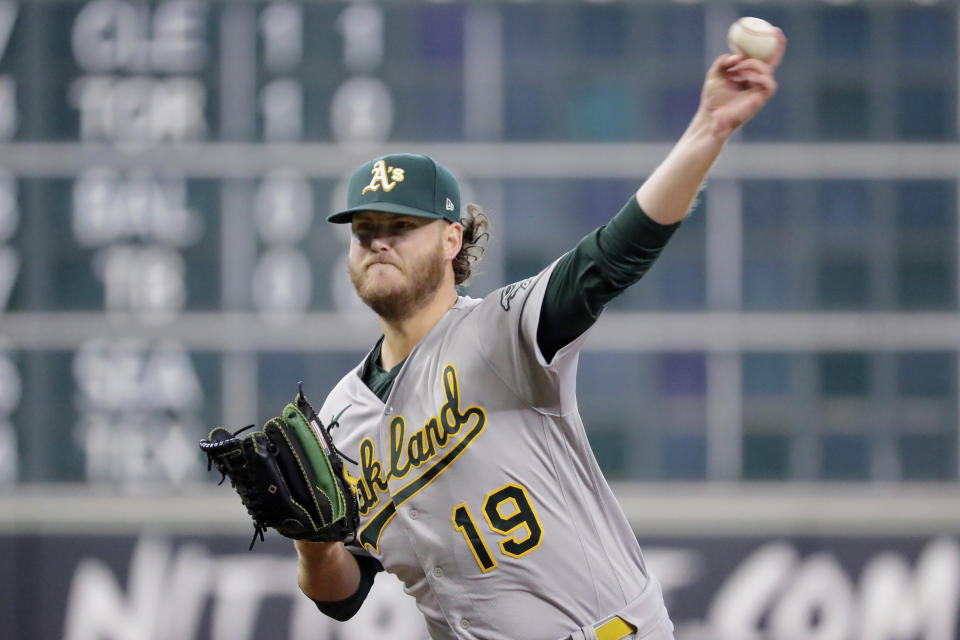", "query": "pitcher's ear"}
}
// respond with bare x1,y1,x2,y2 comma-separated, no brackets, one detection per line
443,221,463,260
